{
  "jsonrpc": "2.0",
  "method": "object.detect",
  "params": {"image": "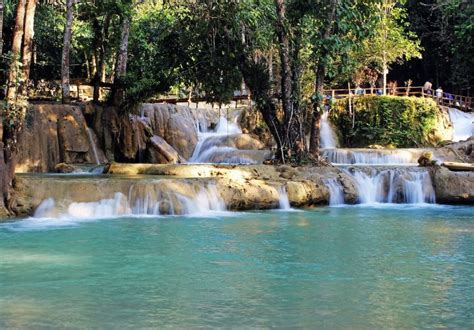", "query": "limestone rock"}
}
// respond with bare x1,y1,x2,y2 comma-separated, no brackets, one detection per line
55,163,76,173
140,103,200,159
418,151,435,167
431,166,474,204
165,112,198,159
148,136,184,164
17,104,107,173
